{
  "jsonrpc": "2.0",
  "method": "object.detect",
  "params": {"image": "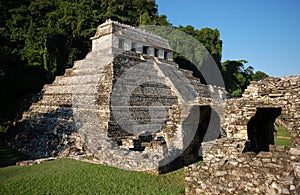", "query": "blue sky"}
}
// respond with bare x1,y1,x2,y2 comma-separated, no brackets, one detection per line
156,0,300,77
